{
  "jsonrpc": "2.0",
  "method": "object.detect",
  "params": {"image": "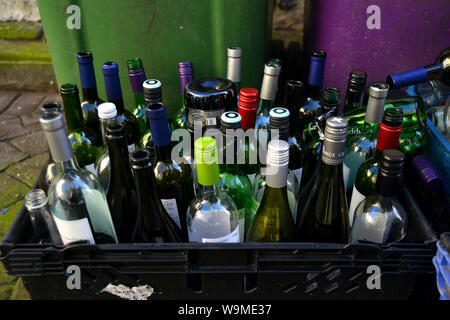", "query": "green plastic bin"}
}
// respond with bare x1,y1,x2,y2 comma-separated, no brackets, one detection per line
37,0,269,117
